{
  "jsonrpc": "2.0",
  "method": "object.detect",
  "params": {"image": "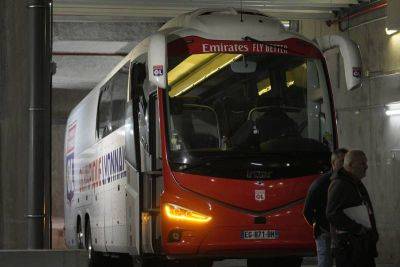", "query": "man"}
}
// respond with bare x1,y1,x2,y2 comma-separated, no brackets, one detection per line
303,148,348,267
326,150,379,267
